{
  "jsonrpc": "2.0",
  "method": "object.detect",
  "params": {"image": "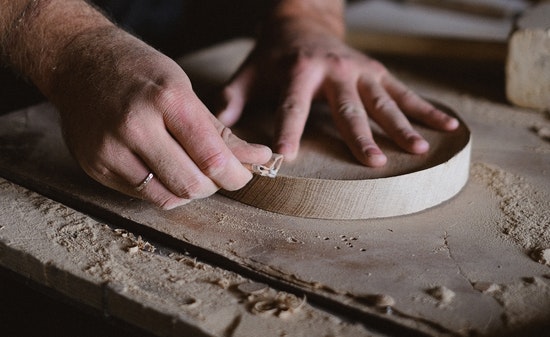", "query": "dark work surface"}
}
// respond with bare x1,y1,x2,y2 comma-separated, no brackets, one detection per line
0,267,158,337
